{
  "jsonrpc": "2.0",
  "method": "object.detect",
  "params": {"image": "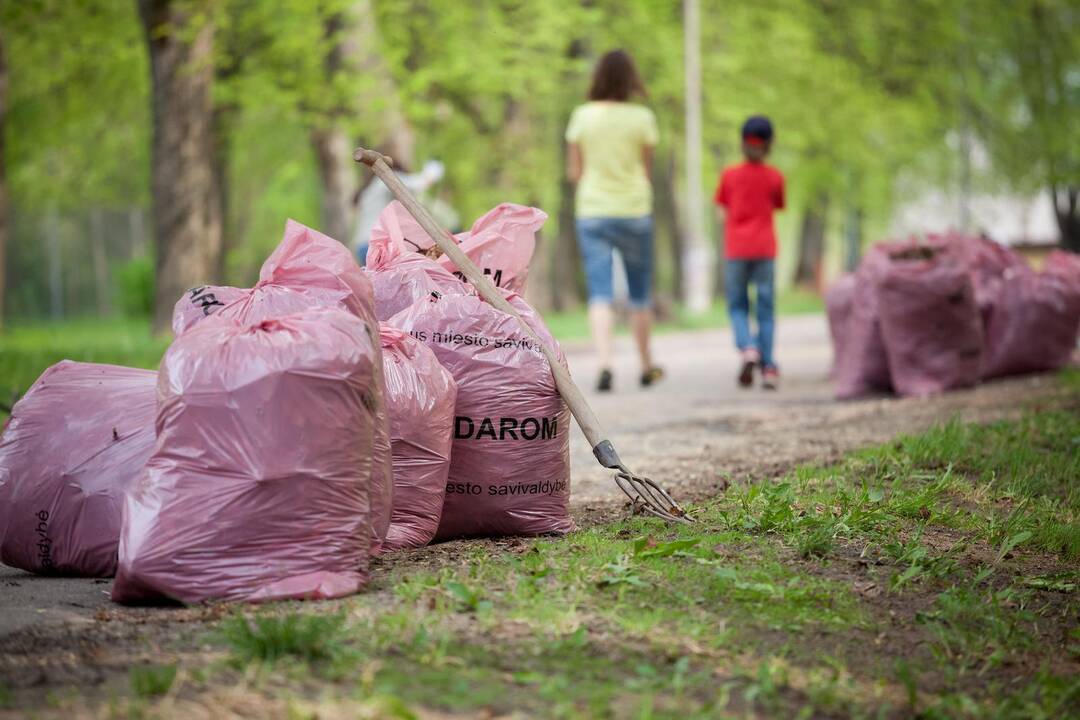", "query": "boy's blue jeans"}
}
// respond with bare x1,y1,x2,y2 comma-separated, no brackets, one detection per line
725,258,776,369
